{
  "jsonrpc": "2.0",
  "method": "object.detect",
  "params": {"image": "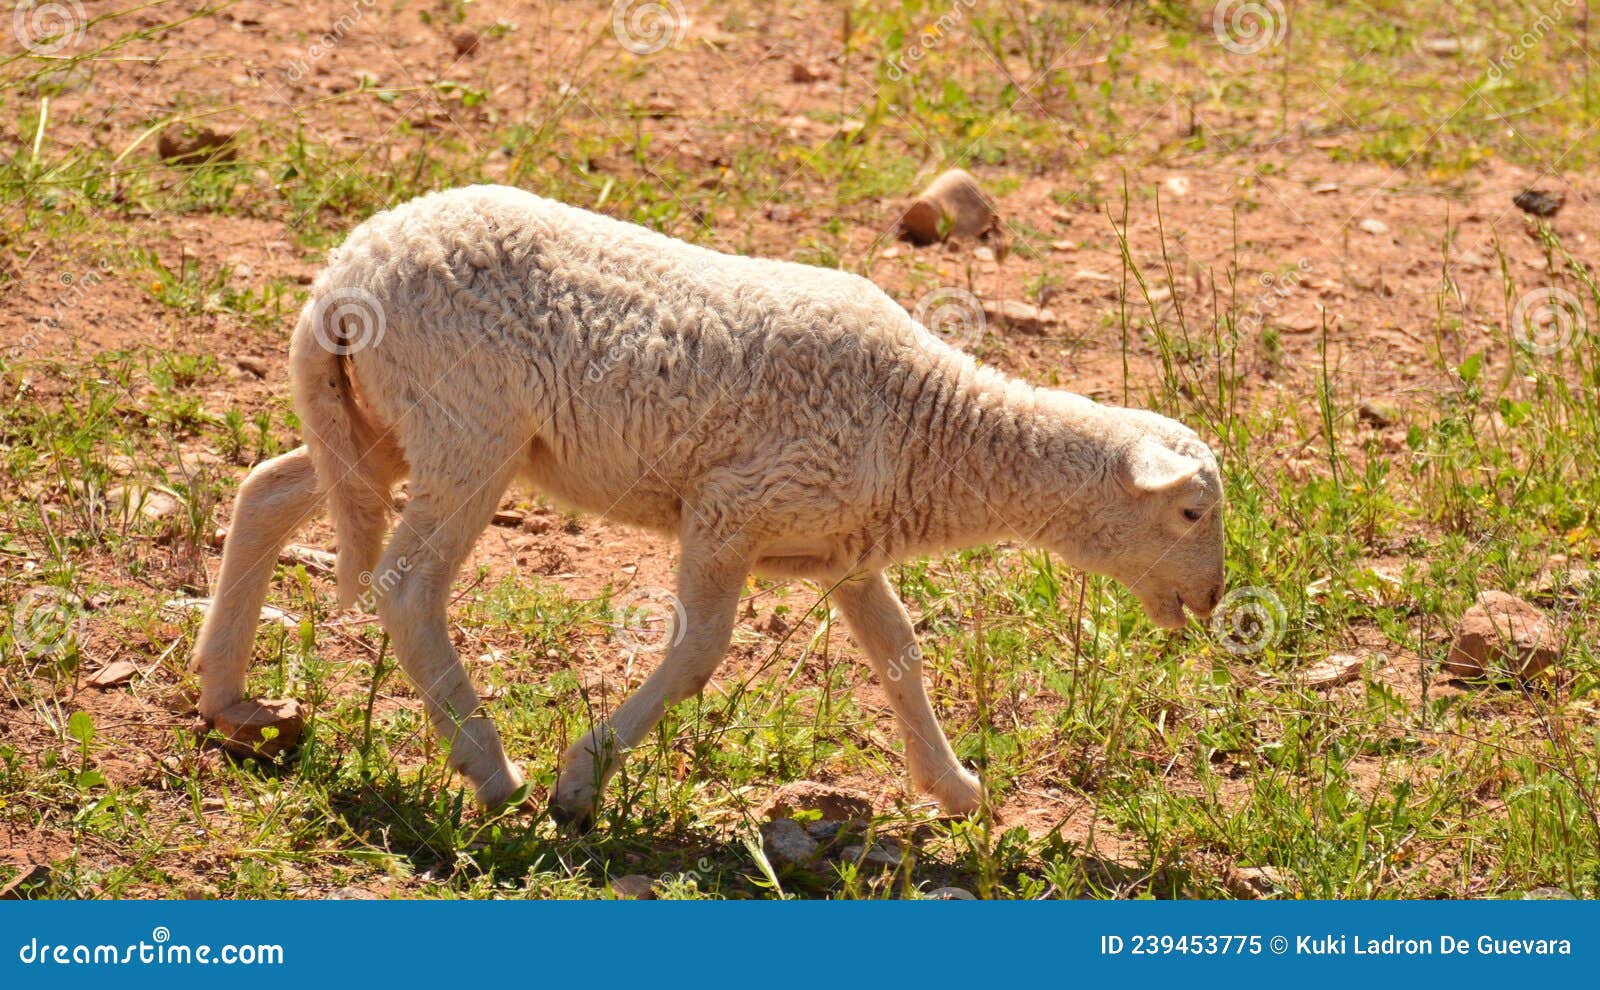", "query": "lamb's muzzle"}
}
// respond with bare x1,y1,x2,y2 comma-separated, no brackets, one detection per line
188,184,1226,824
